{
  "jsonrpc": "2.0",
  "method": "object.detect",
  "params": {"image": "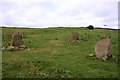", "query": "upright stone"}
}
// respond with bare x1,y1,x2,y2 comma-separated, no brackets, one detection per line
12,31,23,48
71,31,79,41
95,38,112,60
